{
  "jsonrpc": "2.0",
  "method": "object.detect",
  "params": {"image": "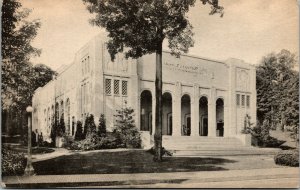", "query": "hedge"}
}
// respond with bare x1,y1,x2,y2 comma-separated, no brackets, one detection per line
2,148,27,176
274,149,299,167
